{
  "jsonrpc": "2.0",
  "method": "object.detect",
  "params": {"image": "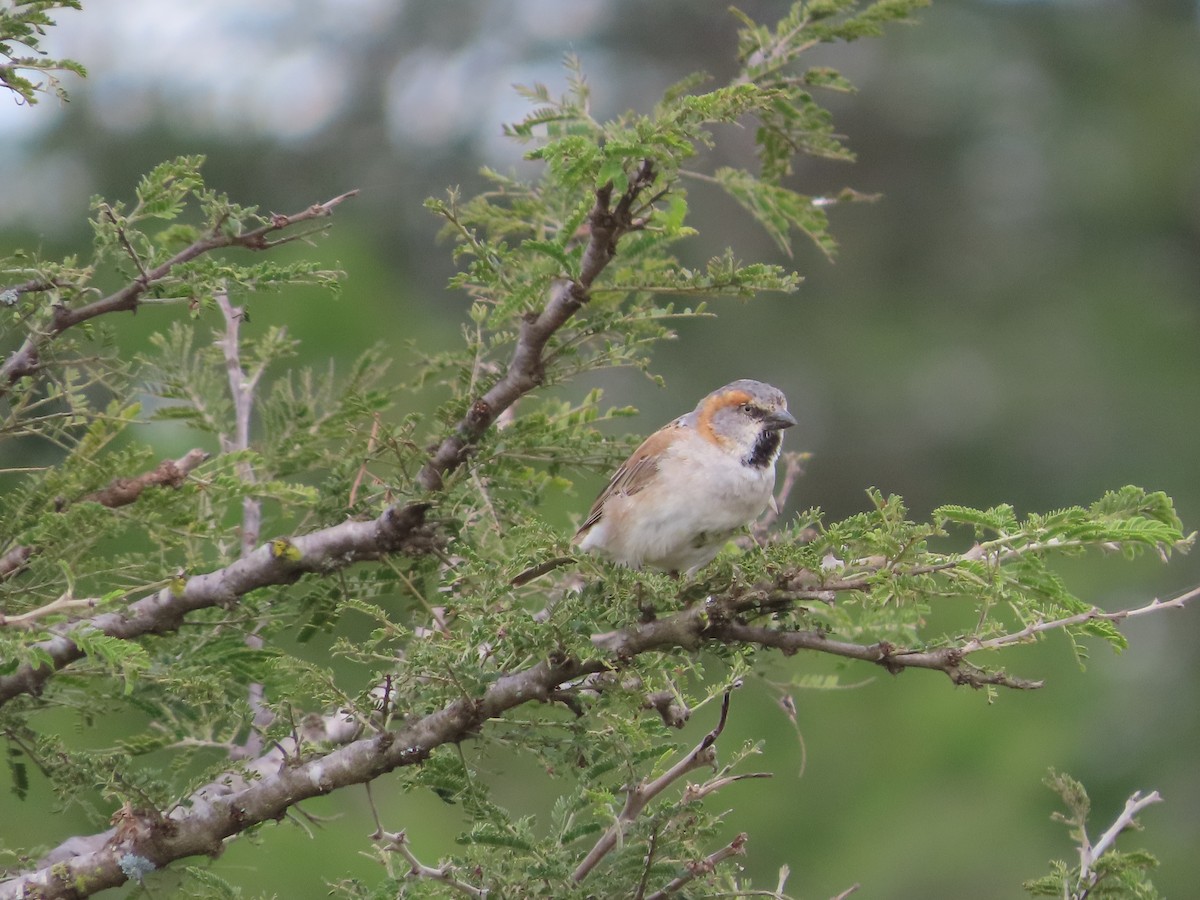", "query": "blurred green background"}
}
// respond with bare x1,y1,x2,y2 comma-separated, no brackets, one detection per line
2,0,1198,896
